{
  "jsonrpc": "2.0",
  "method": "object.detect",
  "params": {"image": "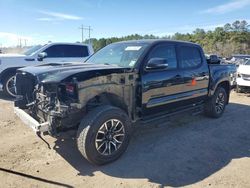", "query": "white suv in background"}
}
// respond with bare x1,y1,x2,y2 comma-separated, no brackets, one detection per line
236,59,250,92
0,42,94,97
